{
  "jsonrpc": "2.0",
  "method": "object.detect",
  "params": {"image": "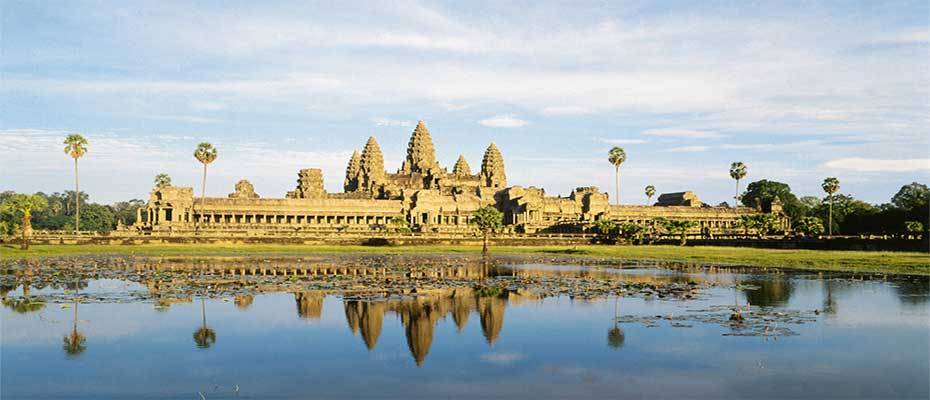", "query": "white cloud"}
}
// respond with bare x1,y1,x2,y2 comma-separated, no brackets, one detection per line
478,115,528,128
823,157,930,172
144,115,224,124
642,129,725,139
667,146,711,153
372,117,414,127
